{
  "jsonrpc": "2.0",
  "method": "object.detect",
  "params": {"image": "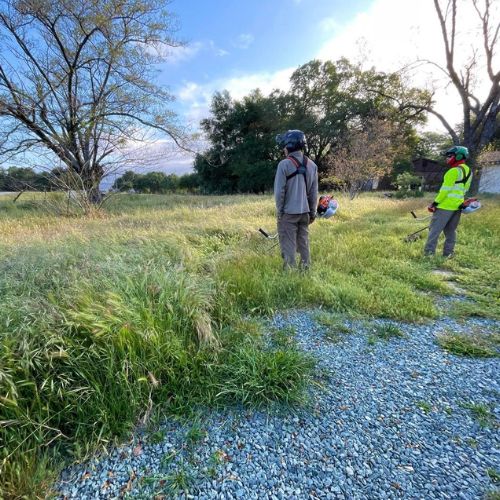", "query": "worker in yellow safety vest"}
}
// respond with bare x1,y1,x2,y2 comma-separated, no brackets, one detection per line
424,145,472,257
